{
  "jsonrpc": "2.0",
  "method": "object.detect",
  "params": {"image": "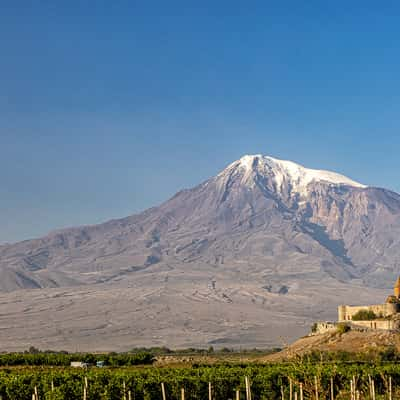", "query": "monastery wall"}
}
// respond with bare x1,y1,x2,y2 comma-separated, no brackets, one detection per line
350,319,400,331
338,303,400,322
312,322,337,335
